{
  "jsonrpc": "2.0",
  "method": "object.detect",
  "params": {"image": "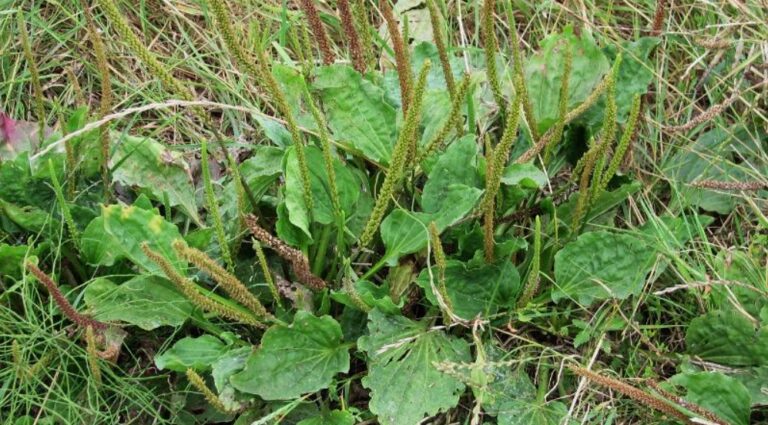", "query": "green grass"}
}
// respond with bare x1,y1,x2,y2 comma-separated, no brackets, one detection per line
1,0,767,424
